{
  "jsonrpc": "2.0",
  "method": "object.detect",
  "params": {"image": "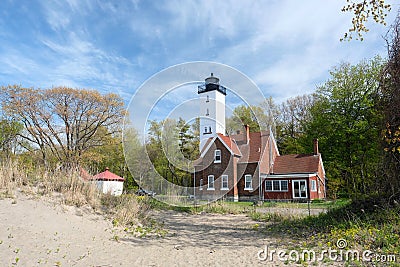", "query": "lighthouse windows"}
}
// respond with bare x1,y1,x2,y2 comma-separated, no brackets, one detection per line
206,95,209,103
206,108,209,116
204,126,212,134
